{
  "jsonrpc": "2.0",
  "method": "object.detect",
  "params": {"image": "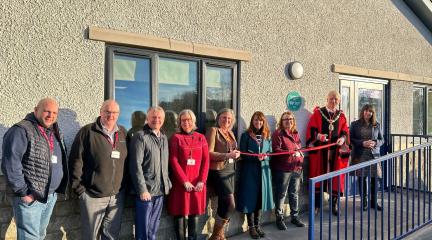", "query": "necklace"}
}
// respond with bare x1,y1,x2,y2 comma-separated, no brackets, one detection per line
318,108,341,132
